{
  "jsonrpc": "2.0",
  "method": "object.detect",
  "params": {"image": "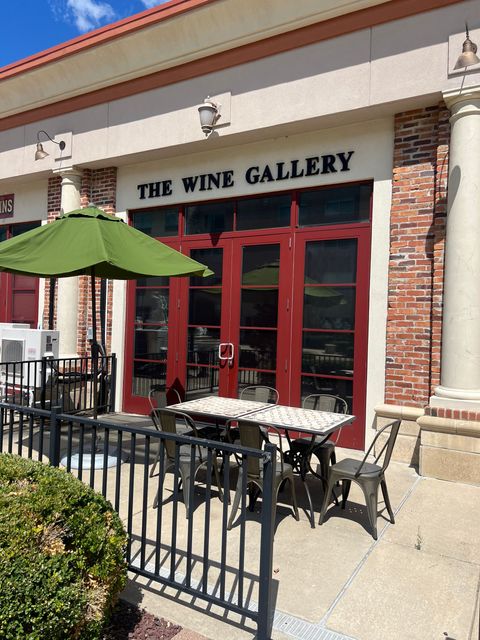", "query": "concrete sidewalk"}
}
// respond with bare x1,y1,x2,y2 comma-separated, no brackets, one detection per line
121,452,480,640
